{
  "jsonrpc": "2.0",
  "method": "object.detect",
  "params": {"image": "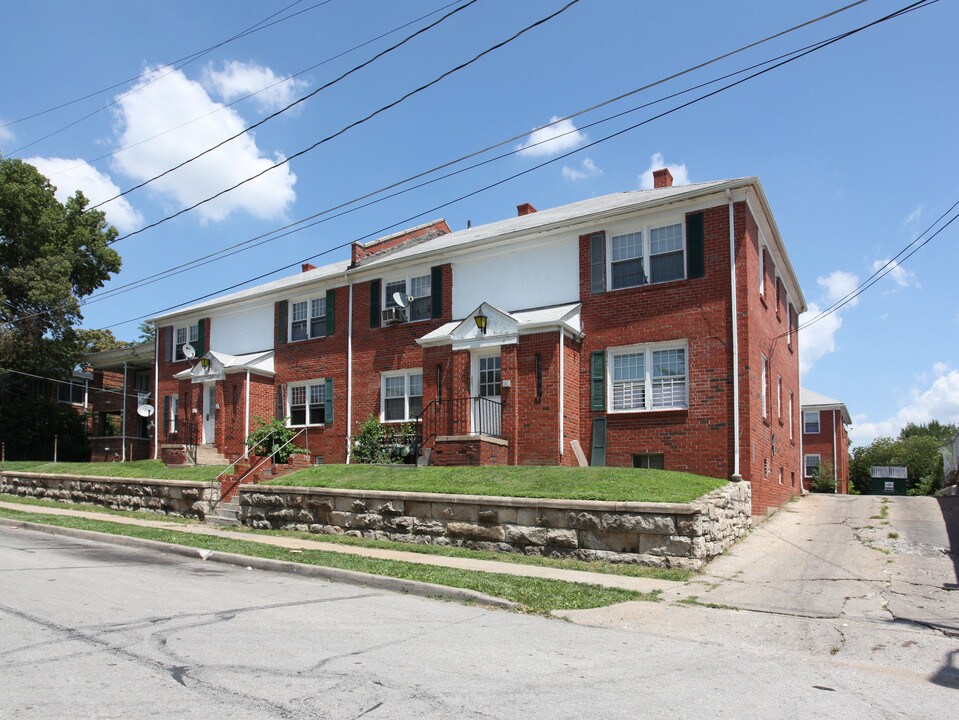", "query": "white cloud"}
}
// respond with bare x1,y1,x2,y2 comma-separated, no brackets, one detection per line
0,120,14,146
202,60,308,113
638,152,690,190
798,302,843,376
871,258,915,289
110,67,296,224
901,204,922,229
561,157,601,181
24,156,143,233
516,117,586,158
817,269,860,307
850,364,959,445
